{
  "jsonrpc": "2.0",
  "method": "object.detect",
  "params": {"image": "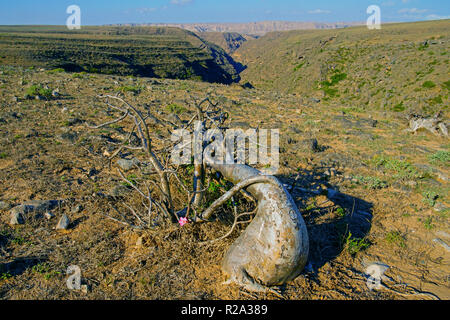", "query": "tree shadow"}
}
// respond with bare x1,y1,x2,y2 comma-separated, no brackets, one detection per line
278,167,373,272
